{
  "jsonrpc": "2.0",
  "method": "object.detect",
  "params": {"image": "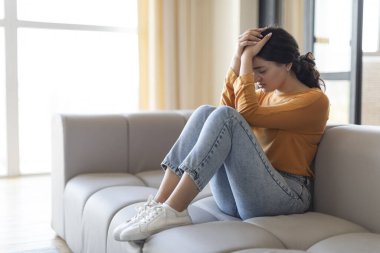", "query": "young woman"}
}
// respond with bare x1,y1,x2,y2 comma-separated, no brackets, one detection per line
113,27,329,241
